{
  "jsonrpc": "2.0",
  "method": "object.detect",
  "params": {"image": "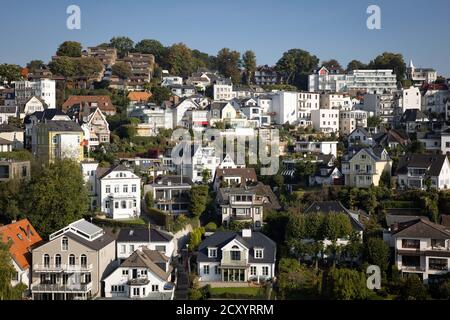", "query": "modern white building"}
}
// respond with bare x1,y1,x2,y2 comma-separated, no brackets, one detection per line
161,76,183,87
311,109,340,134
183,145,220,183
364,92,396,123
213,78,233,100
14,79,56,109
294,140,338,157
271,91,298,125
320,93,353,110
